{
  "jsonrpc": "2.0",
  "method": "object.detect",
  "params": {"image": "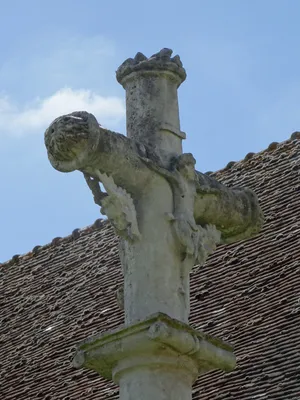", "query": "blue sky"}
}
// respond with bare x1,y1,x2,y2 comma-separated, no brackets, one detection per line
1,0,300,262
